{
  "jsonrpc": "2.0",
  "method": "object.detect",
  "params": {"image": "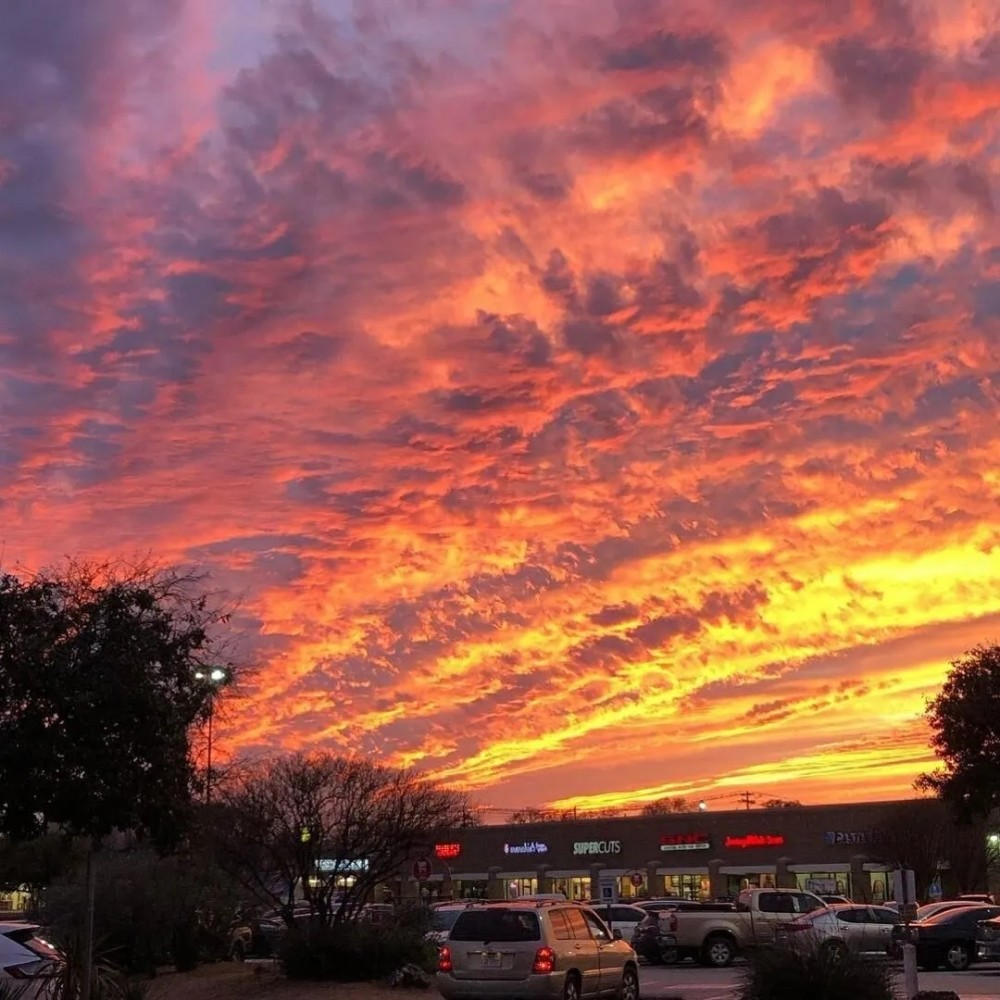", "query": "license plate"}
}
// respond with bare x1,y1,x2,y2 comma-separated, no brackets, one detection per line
481,952,502,968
